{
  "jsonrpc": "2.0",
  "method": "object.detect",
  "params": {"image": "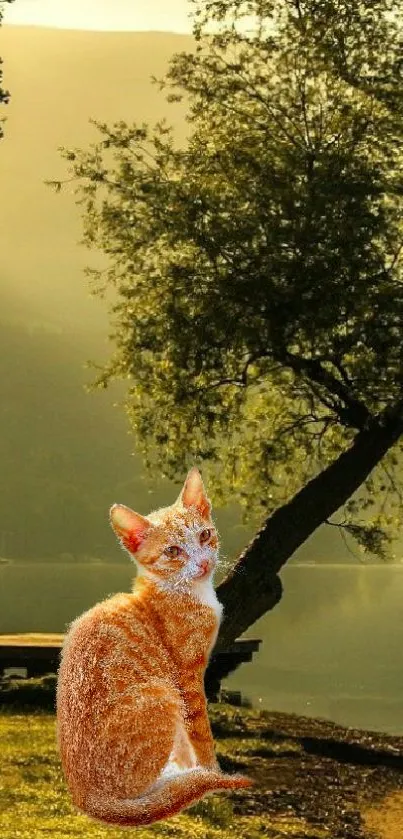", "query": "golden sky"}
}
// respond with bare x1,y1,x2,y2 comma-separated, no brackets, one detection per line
3,0,193,32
